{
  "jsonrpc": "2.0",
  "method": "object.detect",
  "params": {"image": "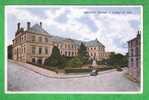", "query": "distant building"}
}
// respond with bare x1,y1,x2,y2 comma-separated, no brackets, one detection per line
128,31,141,82
12,22,111,64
